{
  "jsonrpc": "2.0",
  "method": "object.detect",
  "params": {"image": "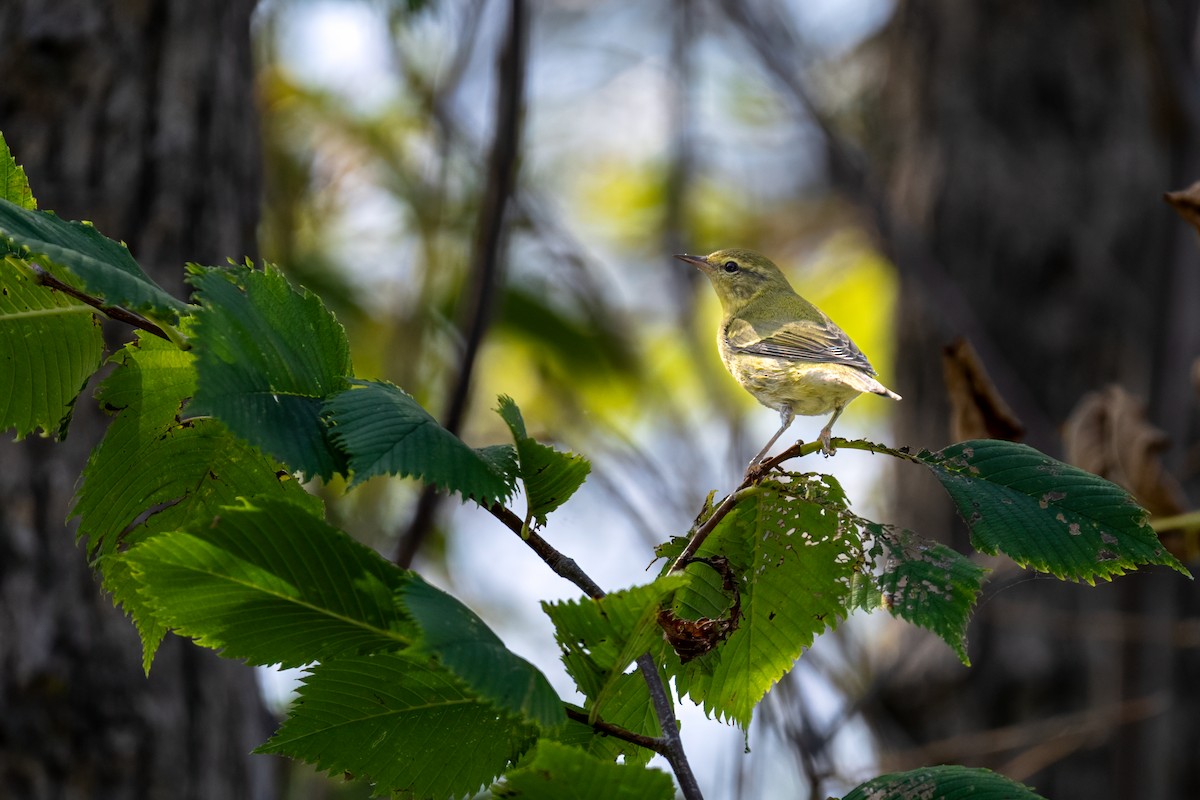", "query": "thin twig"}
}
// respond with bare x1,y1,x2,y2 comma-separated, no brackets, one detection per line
1150,510,1200,532
669,437,912,573
563,706,668,756
397,0,528,567
32,266,171,341
443,0,527,435
483,501,704,799
760,437,919,473
668,486,755,573
486,503,605,599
